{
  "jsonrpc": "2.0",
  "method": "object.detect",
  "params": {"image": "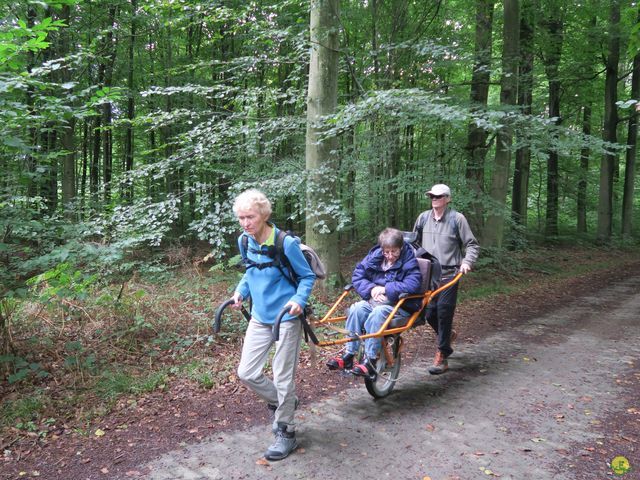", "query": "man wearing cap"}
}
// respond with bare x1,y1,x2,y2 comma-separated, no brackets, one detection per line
412,184,479,374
